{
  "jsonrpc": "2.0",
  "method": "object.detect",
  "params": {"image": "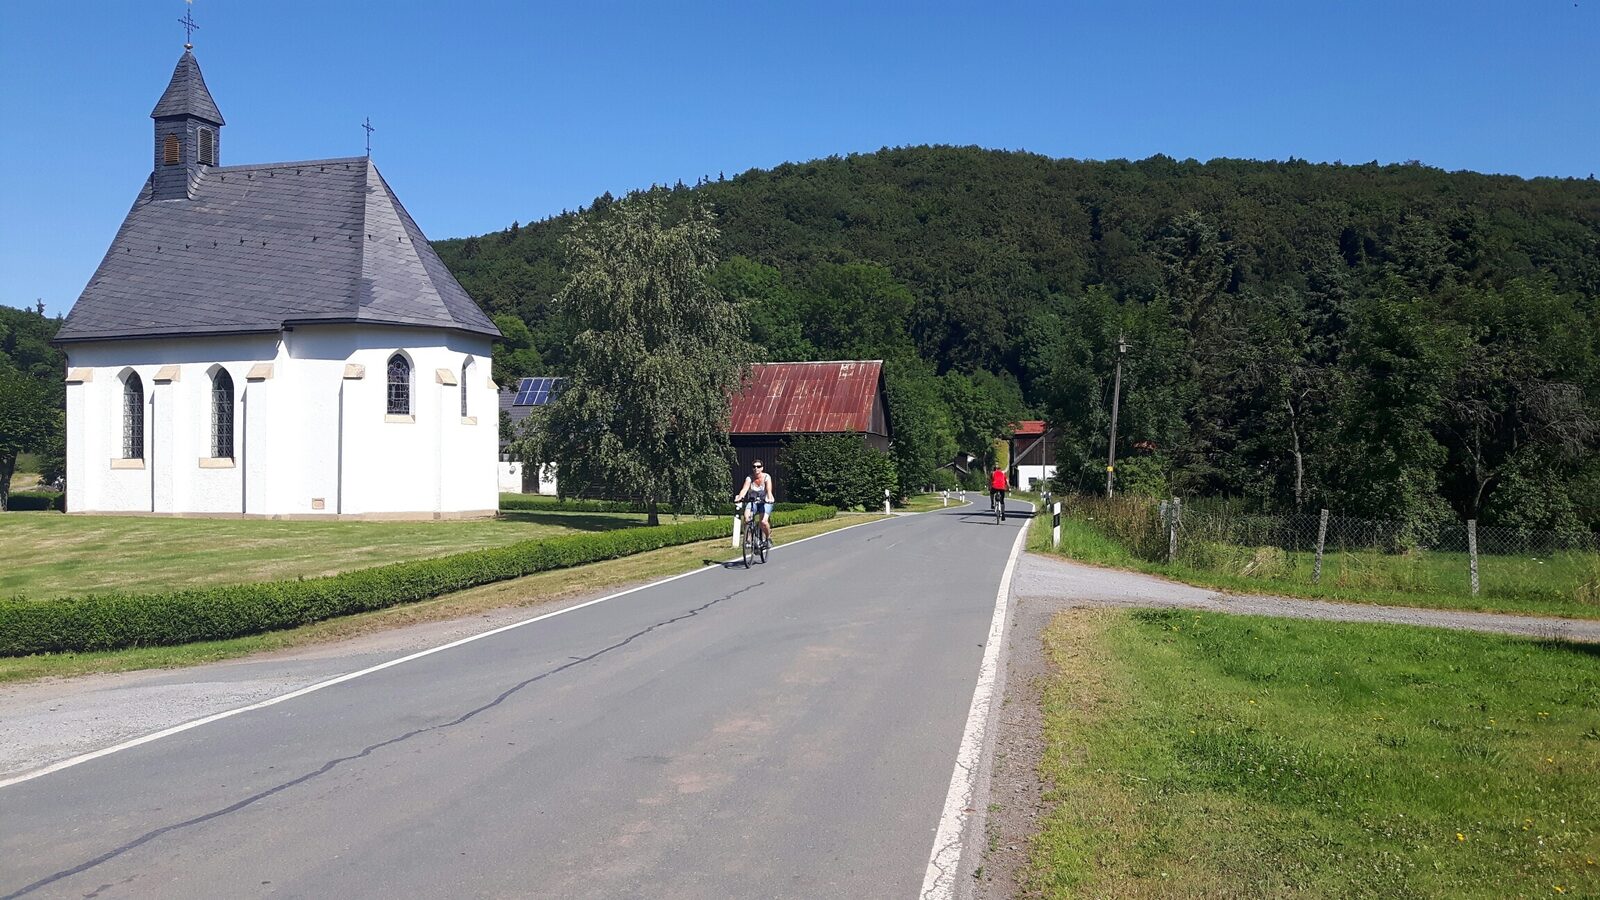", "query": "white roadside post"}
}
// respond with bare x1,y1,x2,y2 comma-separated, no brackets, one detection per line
1467,519,1480,596
731,507,742,548
884,488,892,515
1052,501,1062,549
